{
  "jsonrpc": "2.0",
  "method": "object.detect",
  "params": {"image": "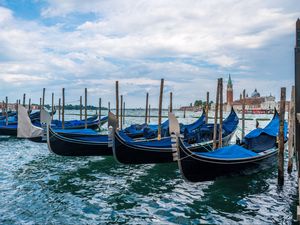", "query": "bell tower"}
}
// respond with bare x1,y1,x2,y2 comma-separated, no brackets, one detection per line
226,74,233,106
